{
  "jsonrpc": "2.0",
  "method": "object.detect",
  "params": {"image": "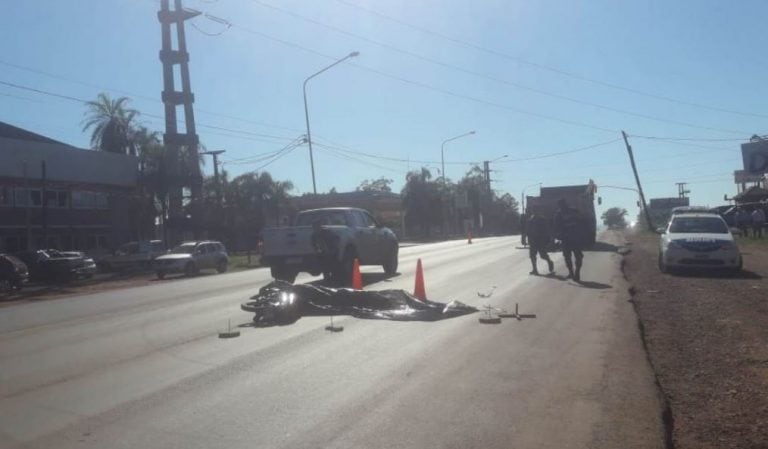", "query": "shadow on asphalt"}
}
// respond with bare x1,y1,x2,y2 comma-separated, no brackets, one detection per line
307,272,400,288
574,280,613,289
